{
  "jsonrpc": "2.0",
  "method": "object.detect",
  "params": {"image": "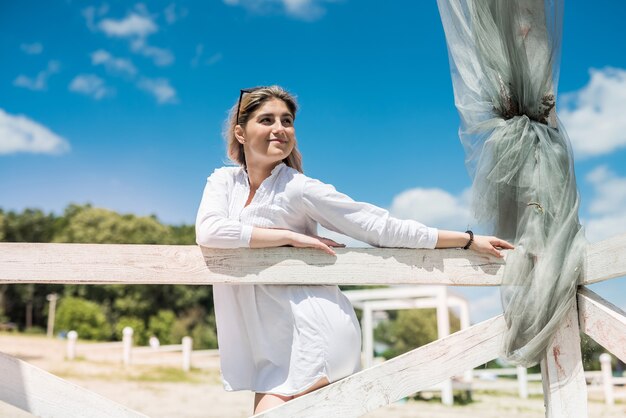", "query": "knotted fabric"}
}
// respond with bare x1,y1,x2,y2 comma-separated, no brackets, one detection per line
437,0,586,367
